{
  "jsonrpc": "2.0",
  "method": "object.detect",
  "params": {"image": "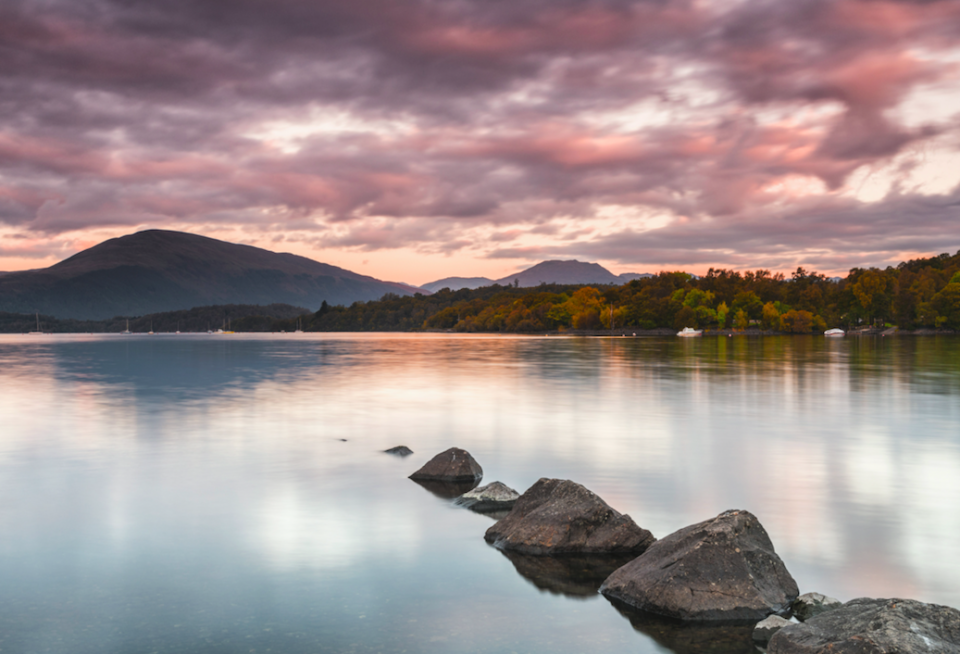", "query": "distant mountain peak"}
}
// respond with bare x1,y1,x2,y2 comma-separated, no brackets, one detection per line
0,229,416,319
495,259,622,287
